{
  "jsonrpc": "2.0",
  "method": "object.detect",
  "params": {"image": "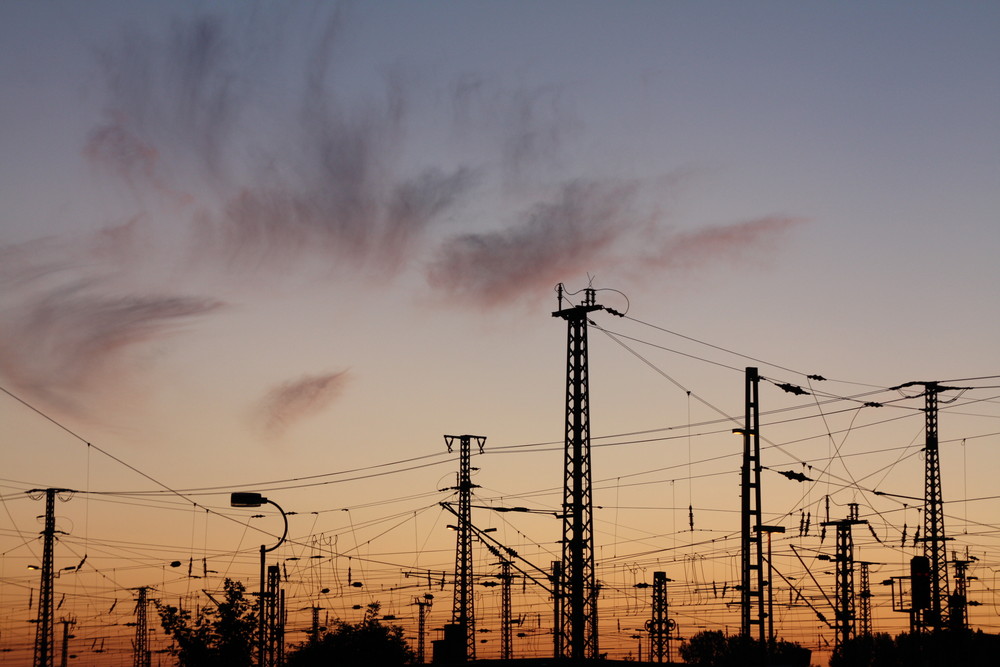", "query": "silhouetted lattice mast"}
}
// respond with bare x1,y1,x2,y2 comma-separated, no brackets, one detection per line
737,368,766,644
264,564,284,667
922,383,950,630
132,587,151,667
30,488,71,667
649,571,671,663
858,562,873,637
892,380,961,631
552,284,622,659
499,559,513,660
446,434,485,661
823,503,867,650
949,554,974,632
413,594,433,664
